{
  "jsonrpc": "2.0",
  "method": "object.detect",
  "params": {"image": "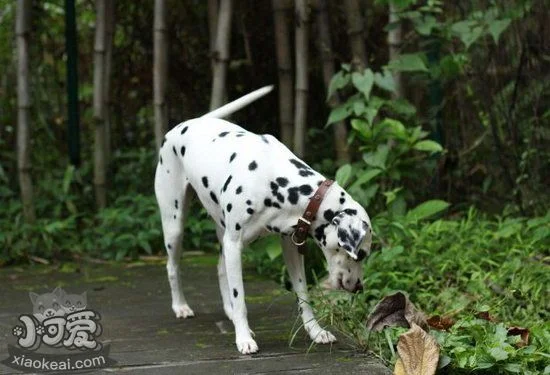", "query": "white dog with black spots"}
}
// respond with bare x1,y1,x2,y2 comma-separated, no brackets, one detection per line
154,87,372,354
